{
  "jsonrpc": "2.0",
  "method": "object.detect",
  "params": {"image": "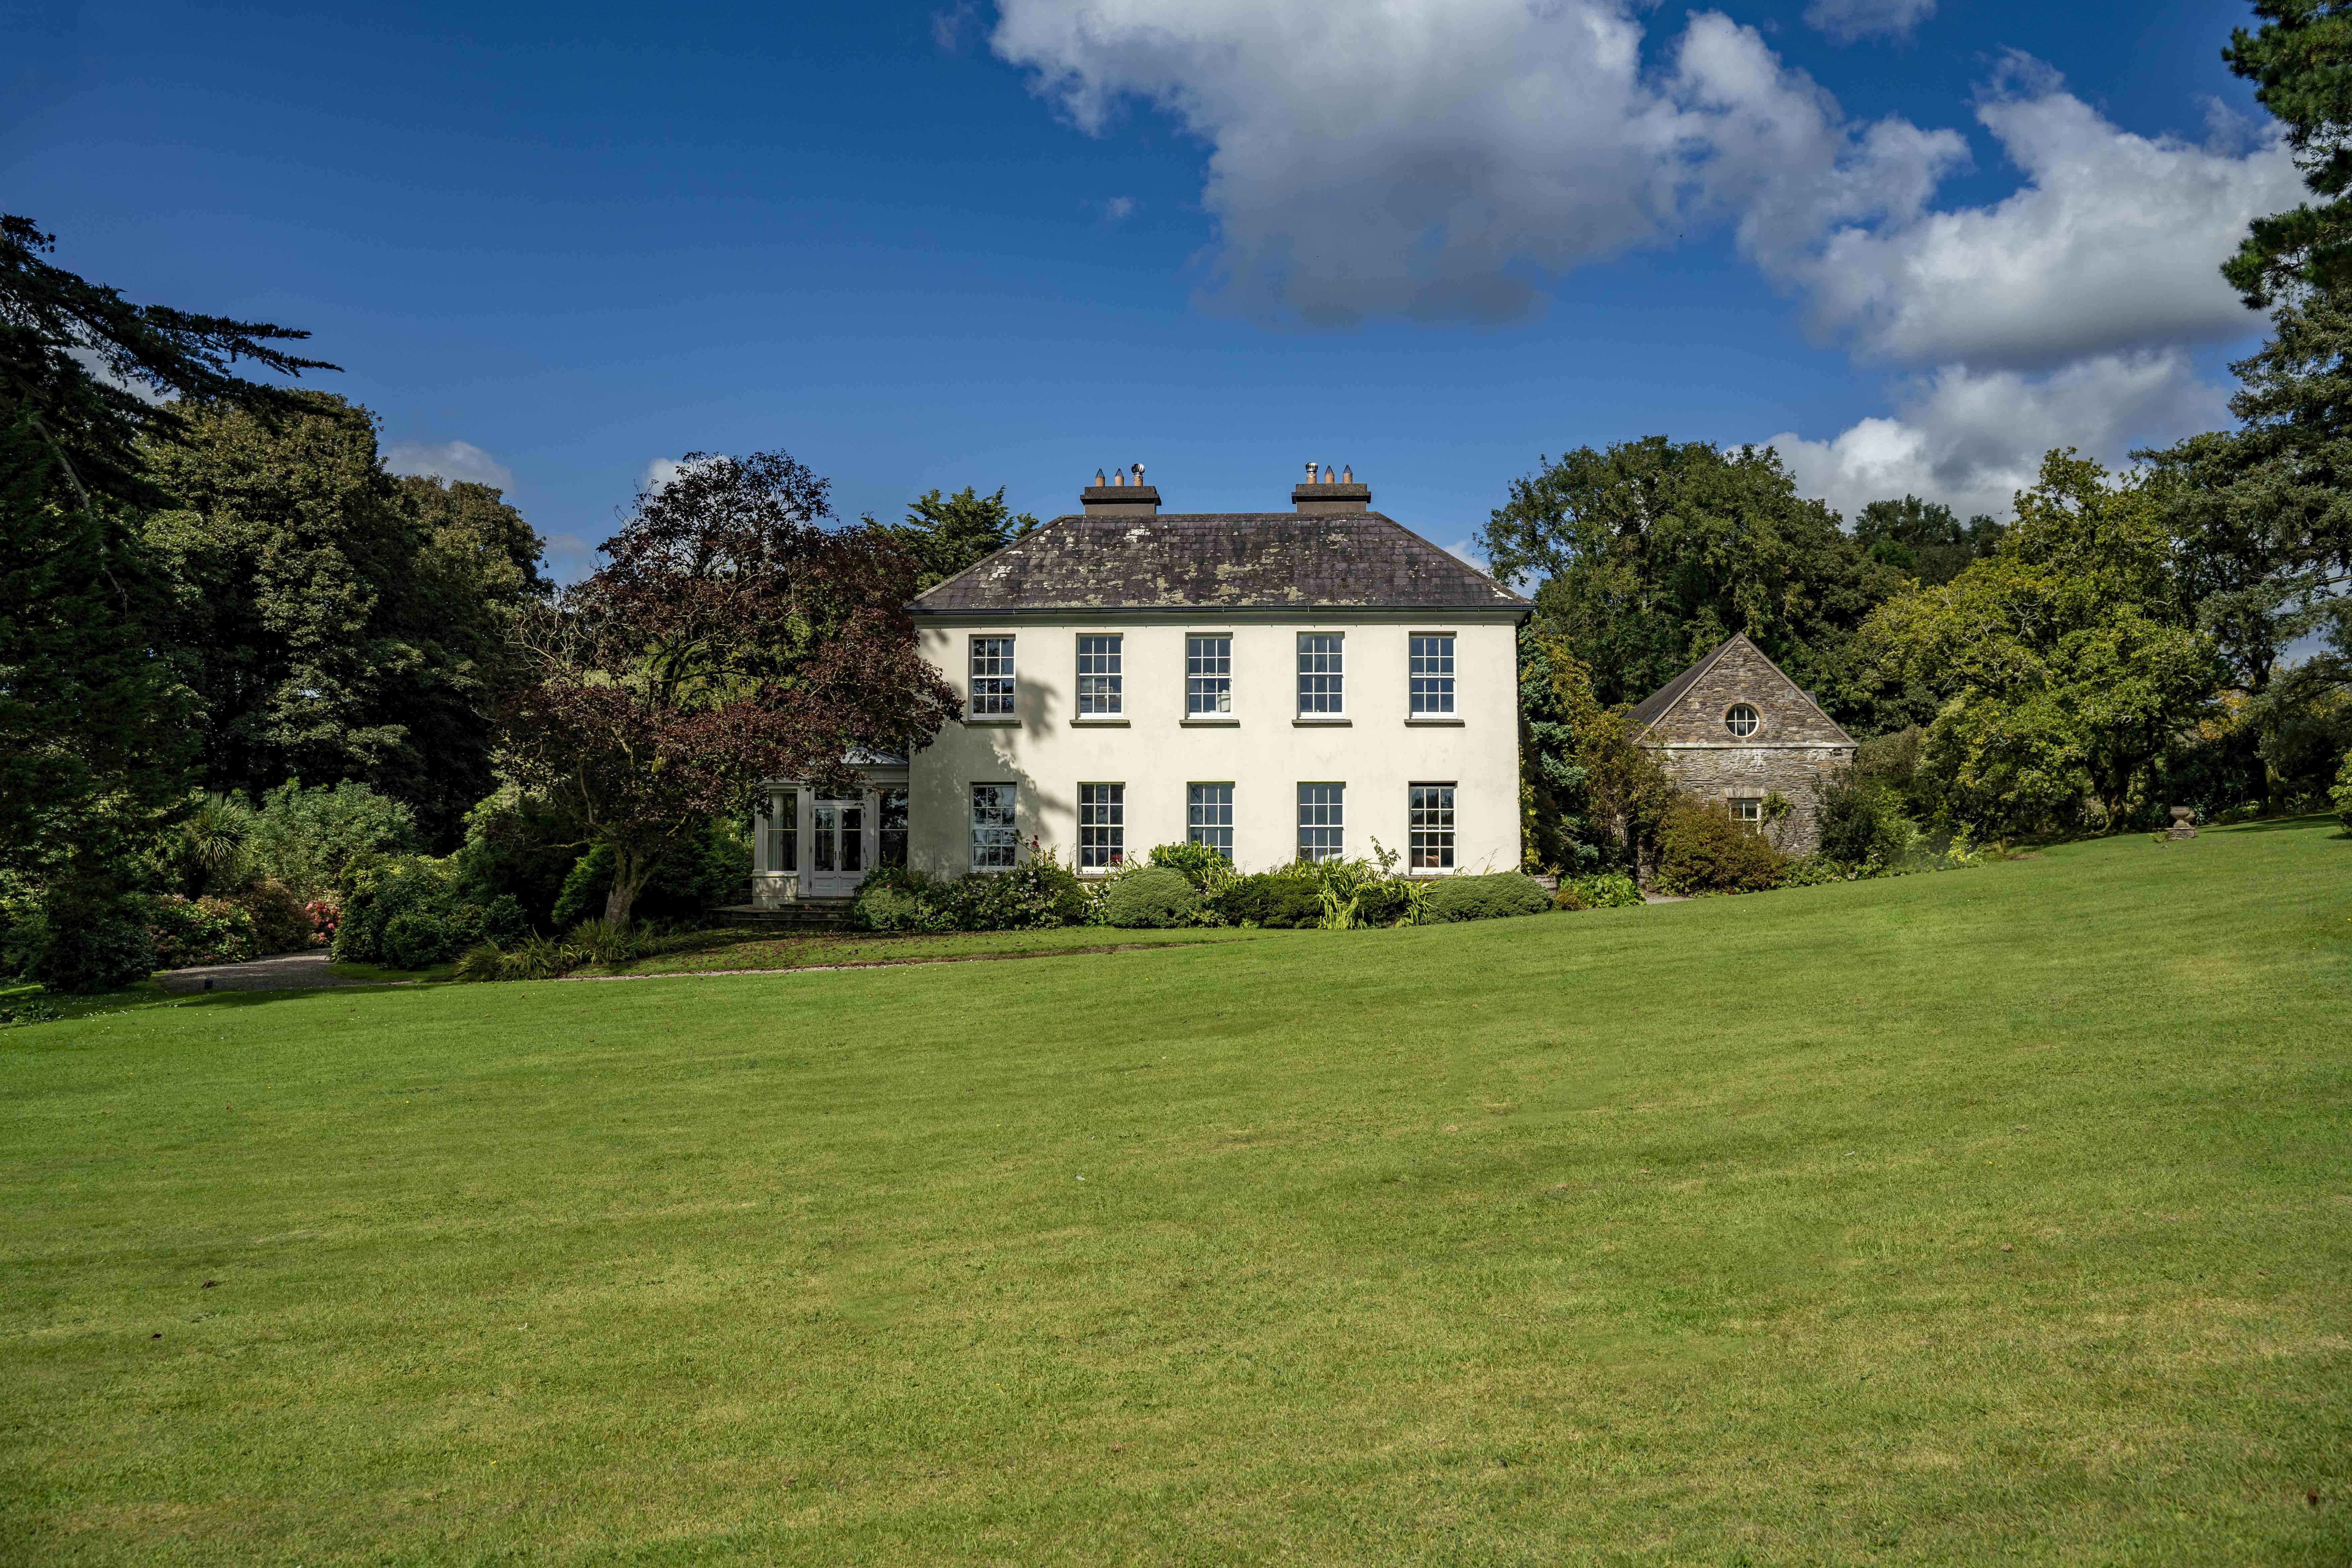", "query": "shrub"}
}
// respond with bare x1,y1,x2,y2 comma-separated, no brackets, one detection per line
549,820,752,930
1815,773,1920,869
335,857,526,969
453,788,584,930
1100,866,1203,928
852,885,930,932
1211,872,1324,928
1553,872,1643,911
246,780,420,897
1146,841,1234,891
1425,872,1553,923
31,894,157,992
1655,797,1786,895
140,894,258,968
228,880,311,954
566,918,639,966
1774,854,1855,888
2334,750,2352,831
